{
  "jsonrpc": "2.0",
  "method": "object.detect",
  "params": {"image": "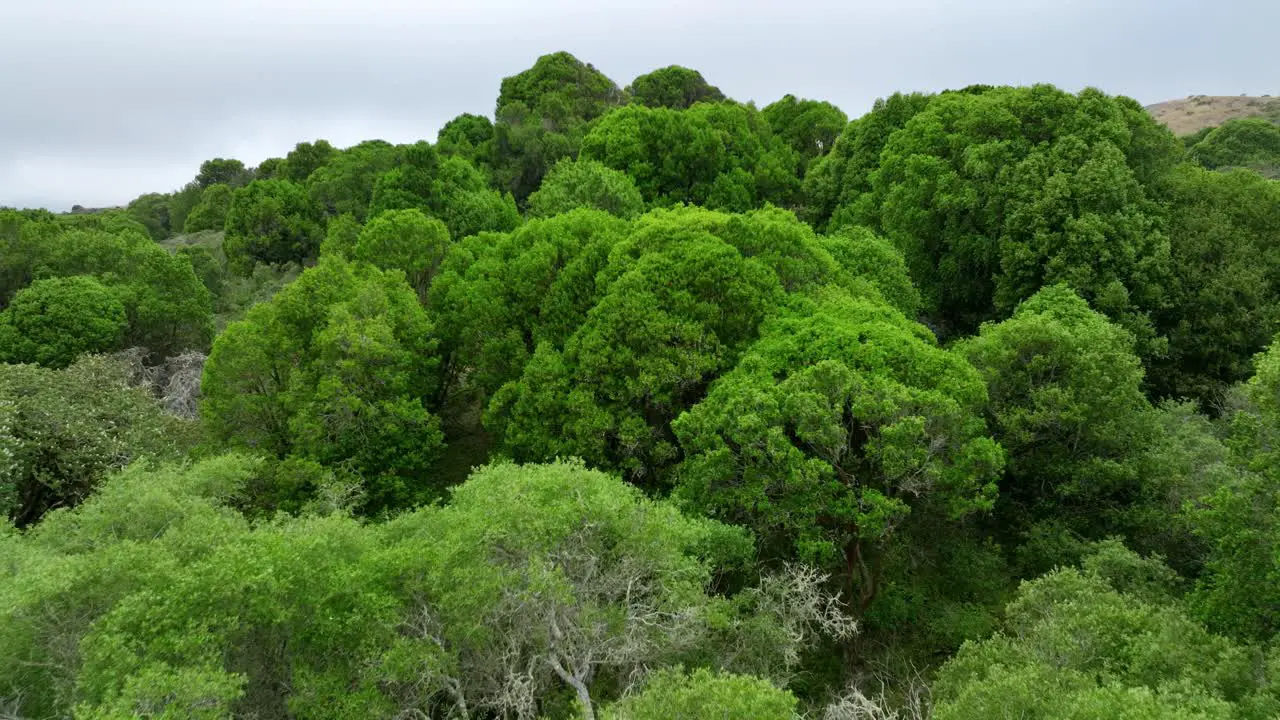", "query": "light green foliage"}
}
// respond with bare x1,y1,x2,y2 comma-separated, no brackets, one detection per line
223,179,324,273
0,275,127,367
354,209,450,298
376,459,753,718
528,157,646,219
580,101,802,211
933,545,1267,720
317,212,361,259
1188,117,1280,176
0,455,258,719
957,286,1156,564
1154,165,1280,405
491,51,624,203
201,257,442,512
675,288,1001,610
488,208,794,485
626,65,726,109
603,669,797,720
761,94,848,167
182,182,233,233
0,355,192,526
